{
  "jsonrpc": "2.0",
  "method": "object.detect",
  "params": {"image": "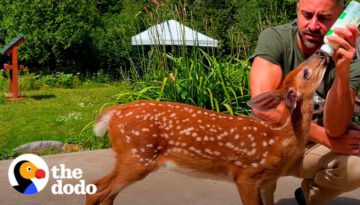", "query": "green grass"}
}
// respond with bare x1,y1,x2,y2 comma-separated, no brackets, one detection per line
0,83,131,159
